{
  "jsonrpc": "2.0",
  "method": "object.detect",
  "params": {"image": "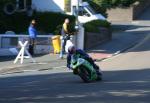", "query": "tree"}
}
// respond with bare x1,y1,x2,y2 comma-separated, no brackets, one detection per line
91,0,139,8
